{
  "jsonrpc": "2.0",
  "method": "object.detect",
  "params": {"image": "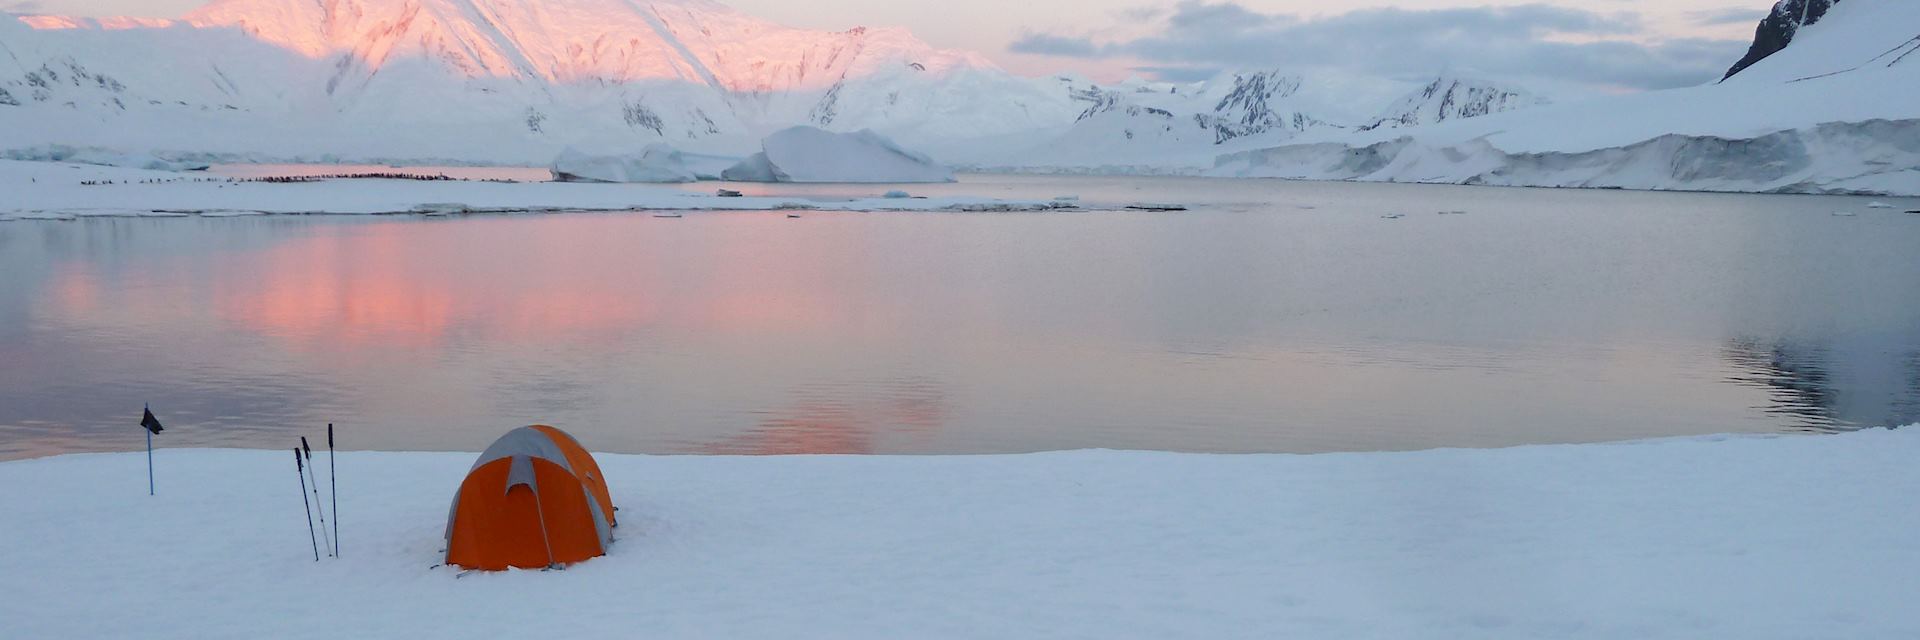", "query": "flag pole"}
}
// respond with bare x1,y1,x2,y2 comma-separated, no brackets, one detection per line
146,427,154,496
140,403,163,496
